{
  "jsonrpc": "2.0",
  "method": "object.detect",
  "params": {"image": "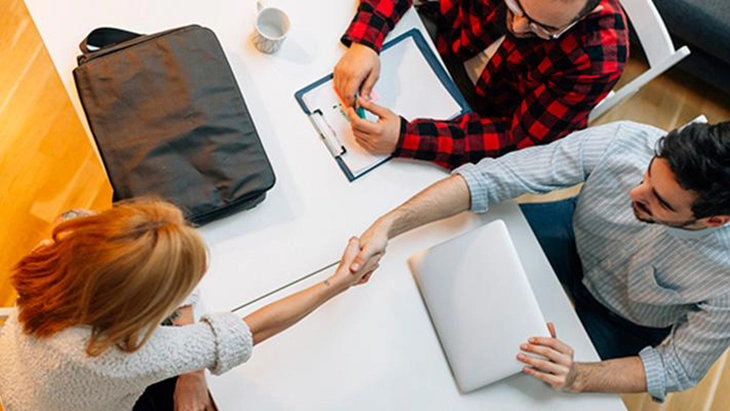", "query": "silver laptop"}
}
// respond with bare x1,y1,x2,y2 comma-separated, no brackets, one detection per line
408,219,548,393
